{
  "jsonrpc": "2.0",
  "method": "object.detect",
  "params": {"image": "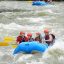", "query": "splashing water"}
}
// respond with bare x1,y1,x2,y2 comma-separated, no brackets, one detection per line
0,1,64,64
